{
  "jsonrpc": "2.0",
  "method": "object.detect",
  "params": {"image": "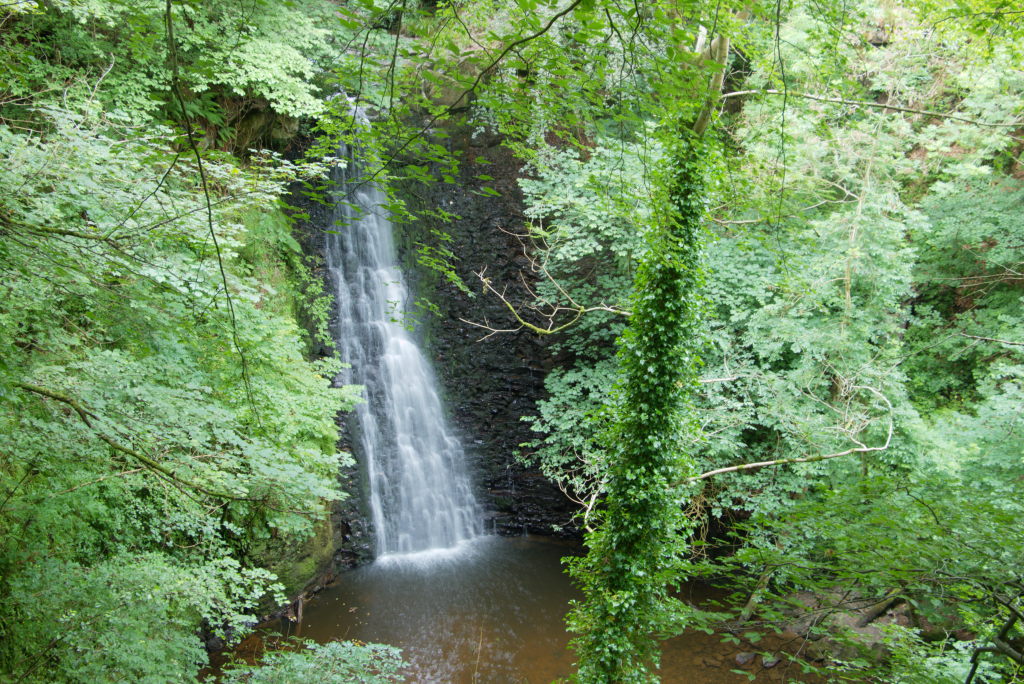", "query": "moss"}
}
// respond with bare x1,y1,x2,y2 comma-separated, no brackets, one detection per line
255,515,335,607
239,206,334,358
